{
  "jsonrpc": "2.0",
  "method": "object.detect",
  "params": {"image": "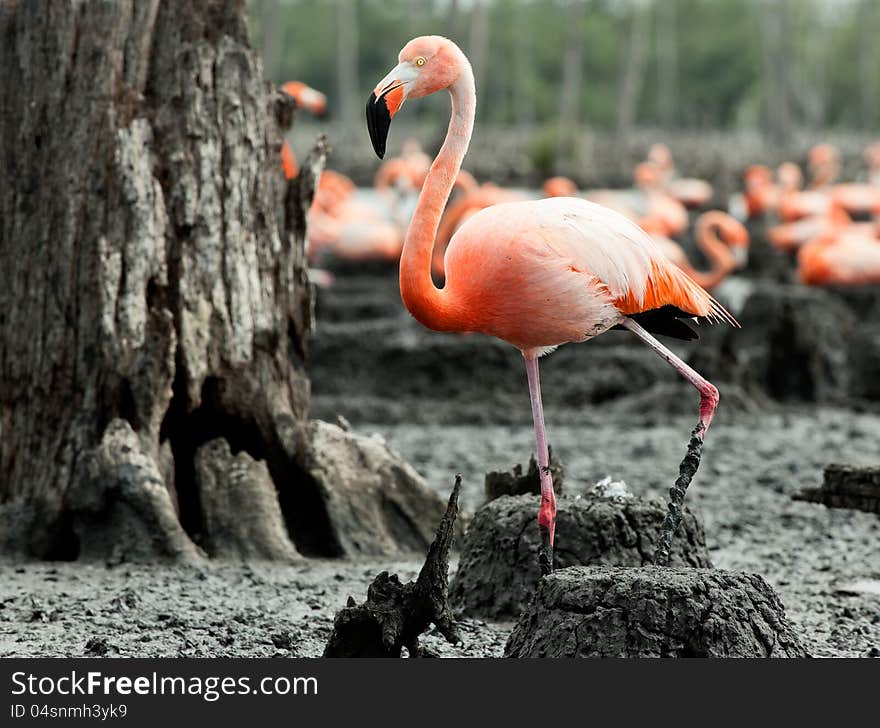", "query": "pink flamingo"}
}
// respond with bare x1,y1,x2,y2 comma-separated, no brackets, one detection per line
647,143,714,209
542,176,580,198
866,142,880,186
366,36,736,570
741,165,778,218
306,169,405,264
798,220,880,285
279,81,328,179
431,182,527,276
281,81,328,116
584,163,689,238
651,211,749,290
